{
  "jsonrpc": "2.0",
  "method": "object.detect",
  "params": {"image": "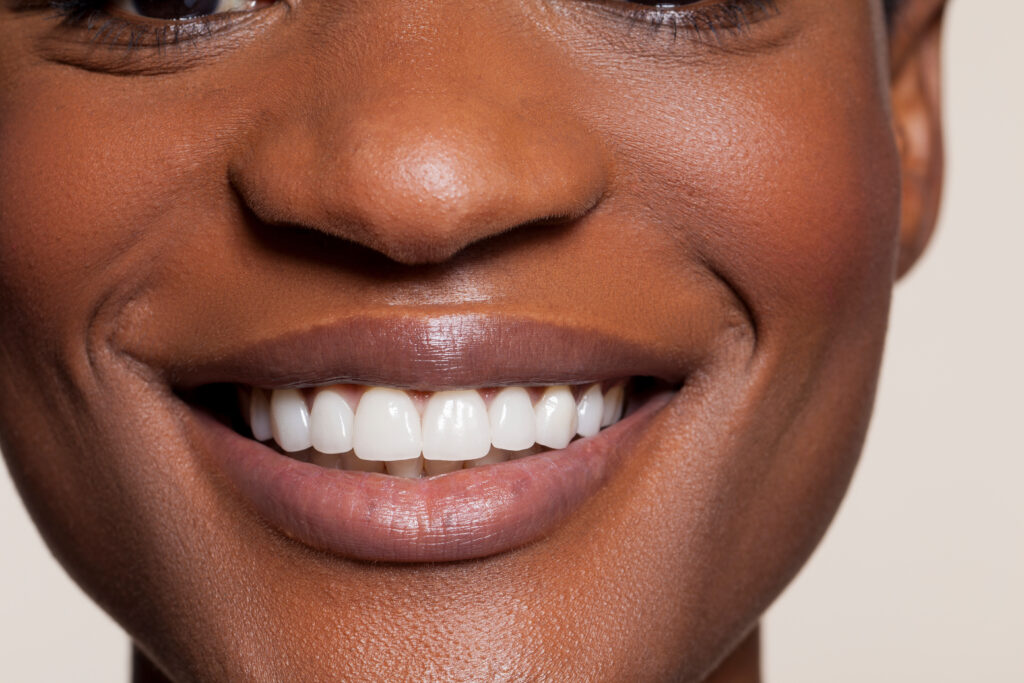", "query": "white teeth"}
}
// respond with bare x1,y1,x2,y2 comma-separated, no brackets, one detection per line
310,387,355,455
249,381,633,474
422,390,491,462
488,387,536,451
353,387,422,462
249,388,273,442
534,385,578,449
385,457,423,478
576,384,604,438
601,384,625,427
270,389,313,453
